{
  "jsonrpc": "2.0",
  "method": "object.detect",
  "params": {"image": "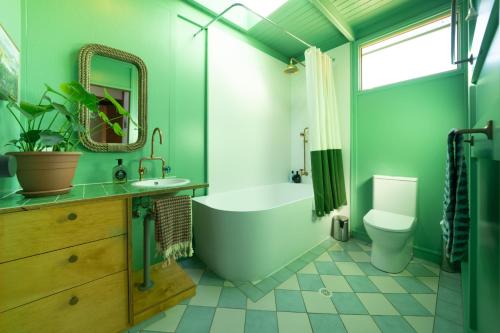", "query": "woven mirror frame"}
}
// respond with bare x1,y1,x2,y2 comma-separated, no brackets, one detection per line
78,43,148,152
